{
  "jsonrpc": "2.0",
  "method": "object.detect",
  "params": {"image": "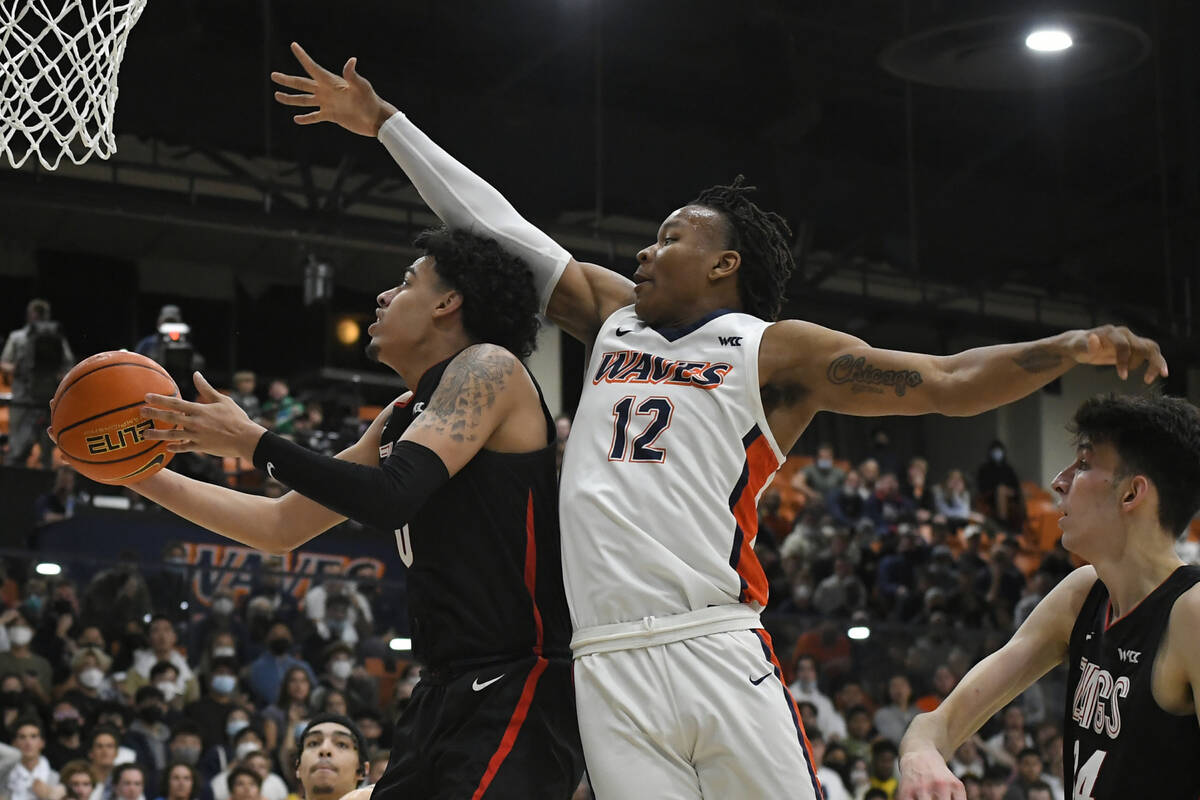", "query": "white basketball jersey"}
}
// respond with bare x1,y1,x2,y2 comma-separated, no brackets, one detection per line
559,305,786,630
